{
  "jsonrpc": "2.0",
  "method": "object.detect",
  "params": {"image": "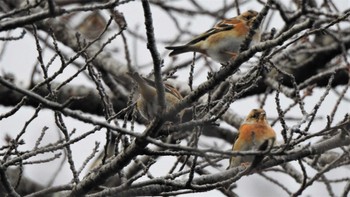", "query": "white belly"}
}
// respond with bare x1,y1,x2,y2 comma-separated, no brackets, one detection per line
205,36,256,63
